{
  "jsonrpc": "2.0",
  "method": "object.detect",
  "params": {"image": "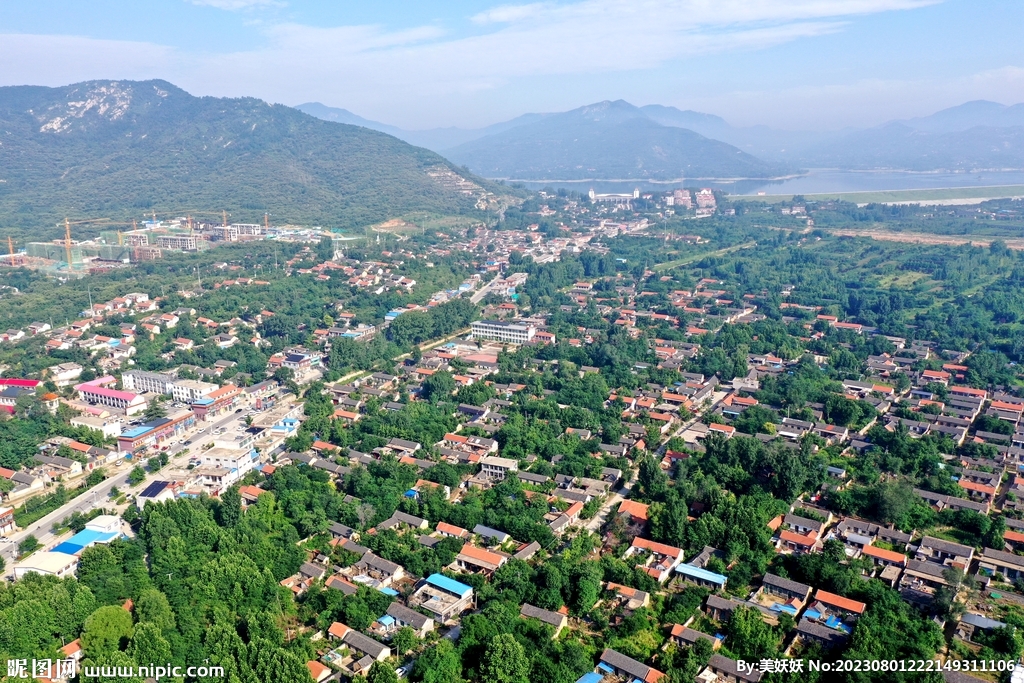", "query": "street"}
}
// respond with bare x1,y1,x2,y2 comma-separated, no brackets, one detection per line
1,396,265,577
